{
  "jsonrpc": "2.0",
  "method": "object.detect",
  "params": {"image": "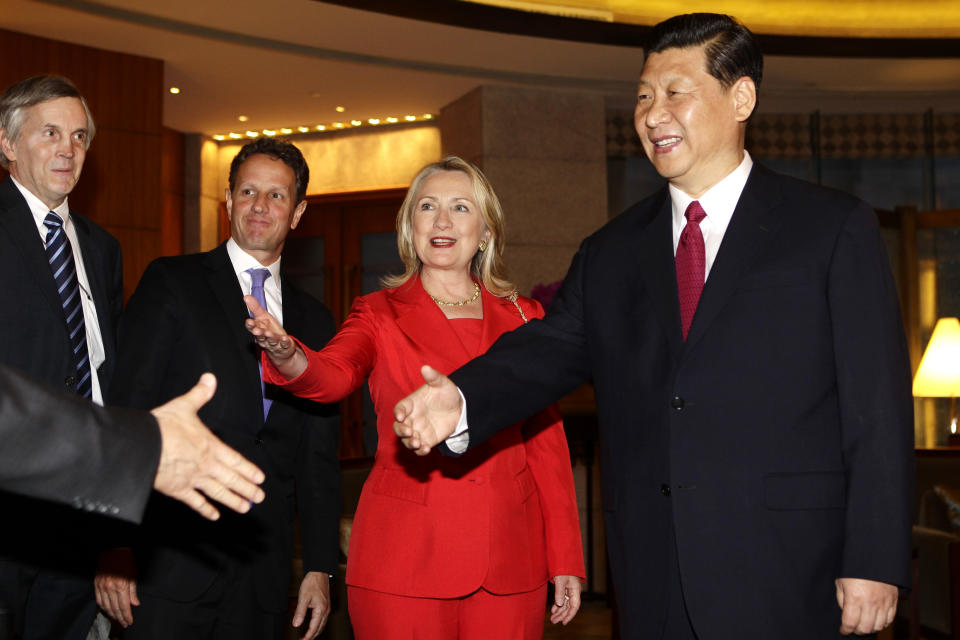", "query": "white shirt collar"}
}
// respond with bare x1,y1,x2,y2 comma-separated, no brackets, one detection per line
669,151,753,233
10,176,71,238
226,237,282,285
